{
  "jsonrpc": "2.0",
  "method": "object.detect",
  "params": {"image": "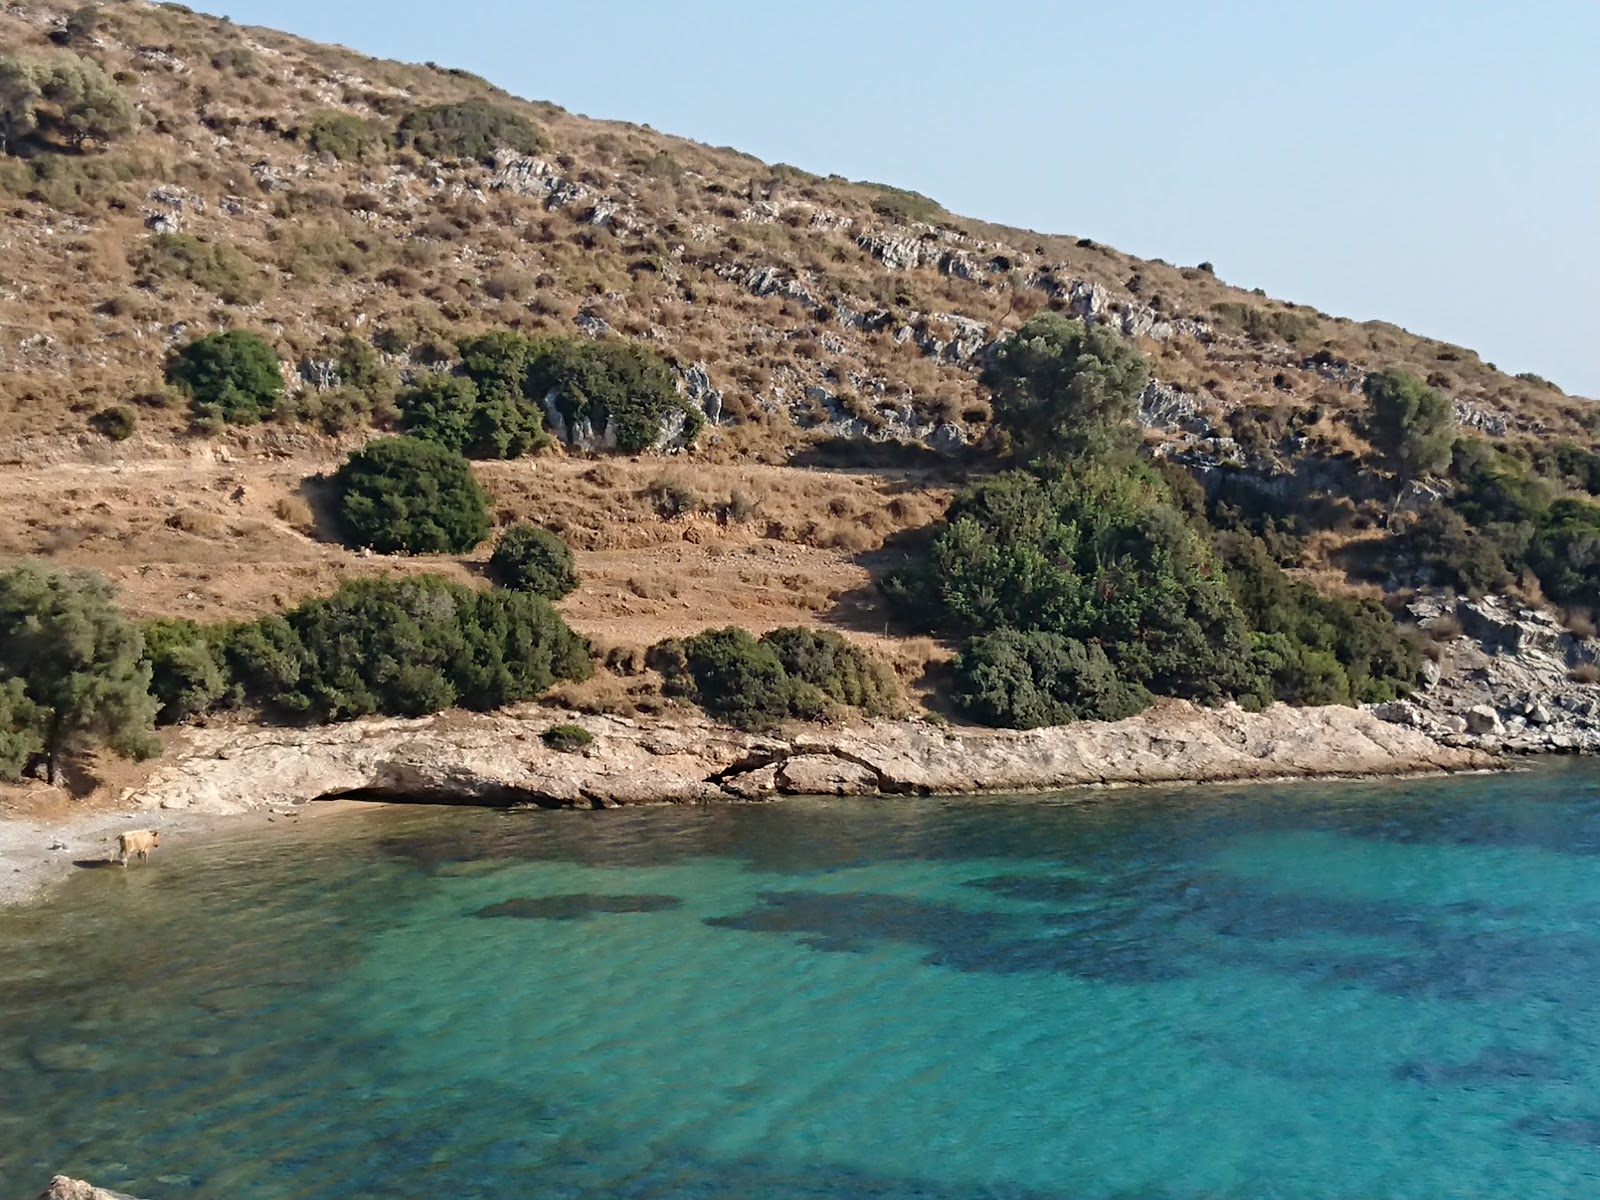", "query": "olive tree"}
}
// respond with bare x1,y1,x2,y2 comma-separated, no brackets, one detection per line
0,562,159,784
981,314,1150,462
